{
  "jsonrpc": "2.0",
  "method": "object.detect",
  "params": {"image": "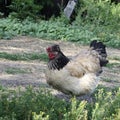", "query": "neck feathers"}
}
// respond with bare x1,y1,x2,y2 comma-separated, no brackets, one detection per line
48,52,69,70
